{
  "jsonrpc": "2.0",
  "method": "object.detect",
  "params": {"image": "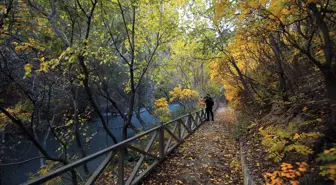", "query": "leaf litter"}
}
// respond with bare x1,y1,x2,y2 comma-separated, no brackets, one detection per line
142,107,243,185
